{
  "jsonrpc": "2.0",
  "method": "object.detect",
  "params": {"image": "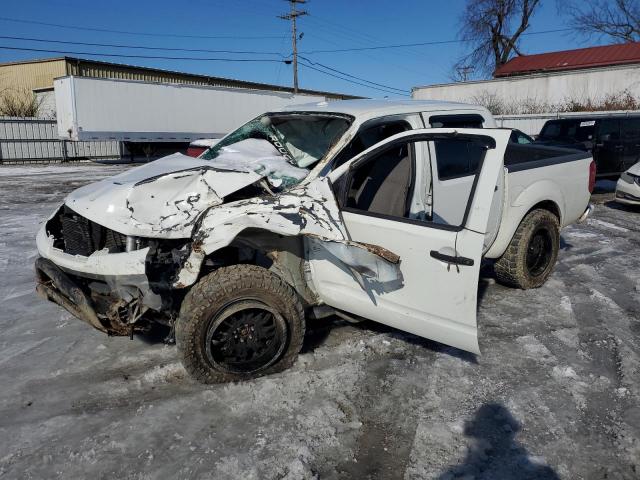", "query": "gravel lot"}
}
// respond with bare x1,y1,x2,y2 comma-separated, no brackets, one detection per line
0,163,638,479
